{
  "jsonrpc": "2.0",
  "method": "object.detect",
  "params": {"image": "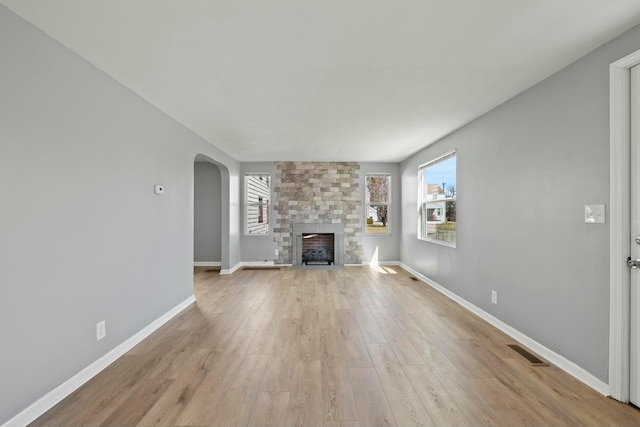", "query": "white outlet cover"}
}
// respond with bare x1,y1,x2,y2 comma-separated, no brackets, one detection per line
585,204,605,224
96,320,106,341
